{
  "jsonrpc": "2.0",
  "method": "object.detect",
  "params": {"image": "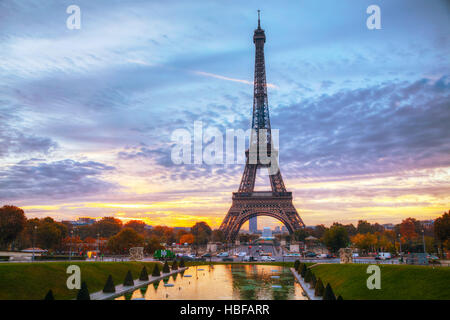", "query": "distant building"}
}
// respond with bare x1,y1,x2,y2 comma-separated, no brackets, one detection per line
281,226,287,233
261,227,274,240
382,223,395,231
249,217,257,233
274,226,281,233
173,227,191,232
420,220,434,228
63,217,96,226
